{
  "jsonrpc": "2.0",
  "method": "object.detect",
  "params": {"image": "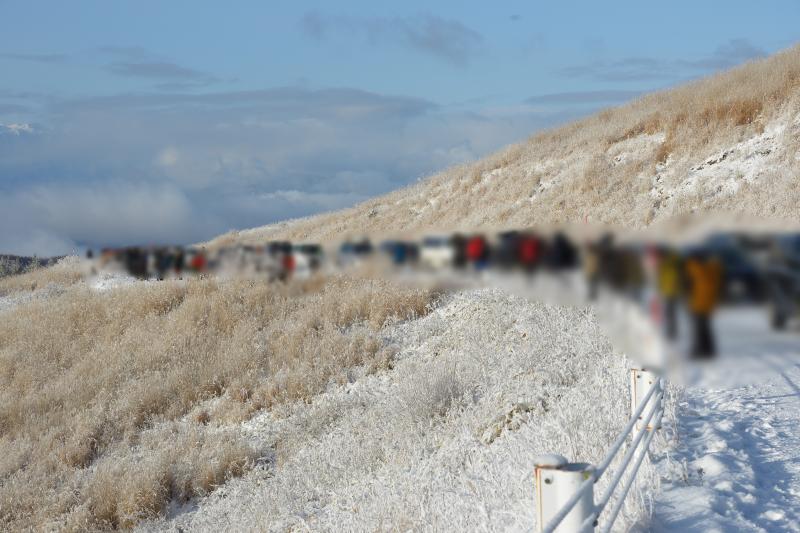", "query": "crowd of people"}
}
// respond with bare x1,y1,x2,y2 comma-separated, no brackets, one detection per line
583,237,725,359
90,228,800,360
92,242,324,282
